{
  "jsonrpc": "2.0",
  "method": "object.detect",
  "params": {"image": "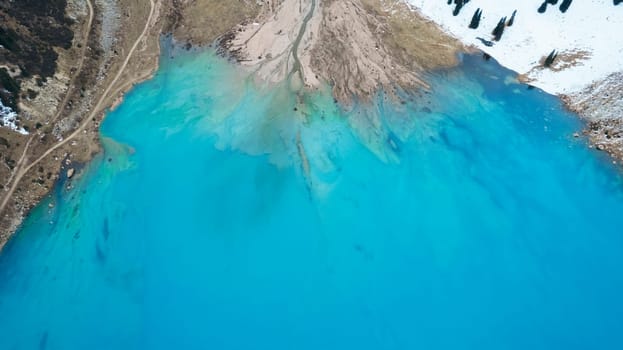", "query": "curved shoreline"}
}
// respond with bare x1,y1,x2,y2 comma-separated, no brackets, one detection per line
1,0,622,249
0,0,165,249
406,0,623,166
